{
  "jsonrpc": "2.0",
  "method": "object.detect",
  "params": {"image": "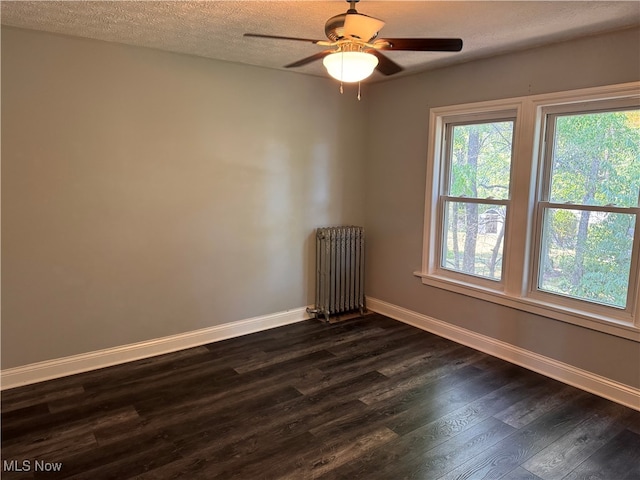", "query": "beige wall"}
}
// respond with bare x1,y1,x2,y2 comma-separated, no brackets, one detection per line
1,27,366,368
364,27,640,388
